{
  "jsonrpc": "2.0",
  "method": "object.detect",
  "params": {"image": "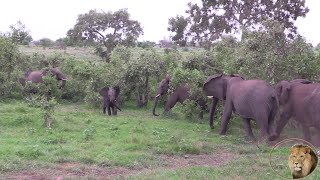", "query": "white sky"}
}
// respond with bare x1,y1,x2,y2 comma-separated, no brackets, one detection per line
0,0,319,46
